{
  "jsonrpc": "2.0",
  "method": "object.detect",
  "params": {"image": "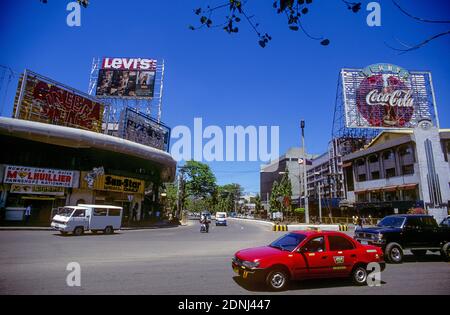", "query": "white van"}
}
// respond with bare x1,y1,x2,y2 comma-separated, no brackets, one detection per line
215,212,228,226
51,204,123,236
